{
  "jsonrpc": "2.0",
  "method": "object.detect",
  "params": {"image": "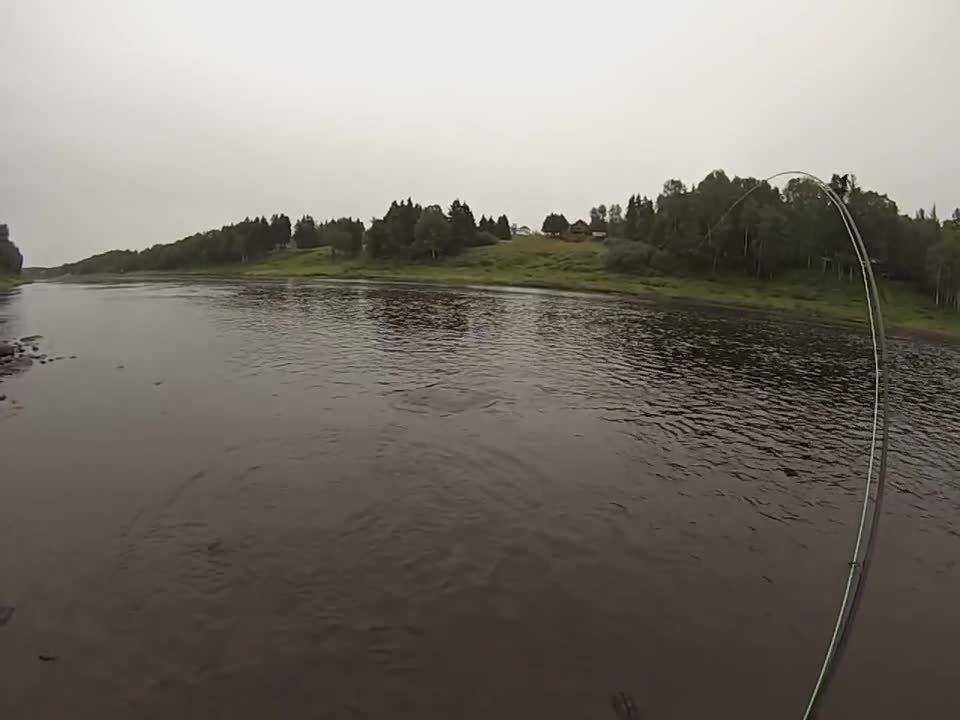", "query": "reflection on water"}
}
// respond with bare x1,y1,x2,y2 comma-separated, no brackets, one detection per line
0,280,958,720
